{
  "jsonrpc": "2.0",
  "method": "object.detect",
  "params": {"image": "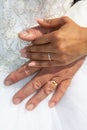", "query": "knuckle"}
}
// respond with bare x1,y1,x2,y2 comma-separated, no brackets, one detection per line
62,16,69,22
32,79,42,89
57,44,64,52
53,32,62,40
23,88,30,97
43,85,54,95
43,87,50,95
